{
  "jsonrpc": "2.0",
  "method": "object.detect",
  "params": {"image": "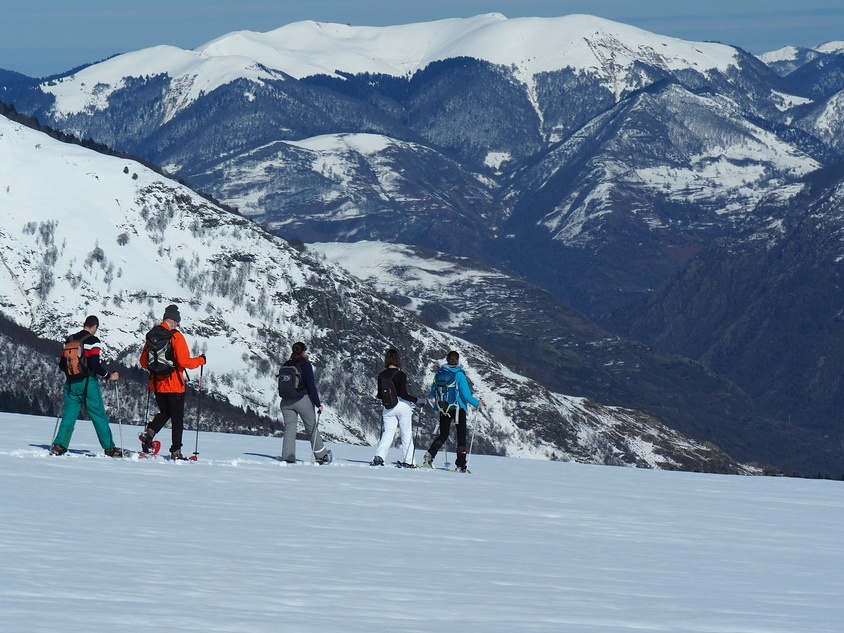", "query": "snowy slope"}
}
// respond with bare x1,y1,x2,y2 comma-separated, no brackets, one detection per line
199,13,738,79
311,240,508,330
41,14,741,119
40,45,289,119
201,132,496,228
1,412,842,633
796,90,844,152
816,41,844,54
758,42,844,63
0,114,307,413
759,42,844,77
